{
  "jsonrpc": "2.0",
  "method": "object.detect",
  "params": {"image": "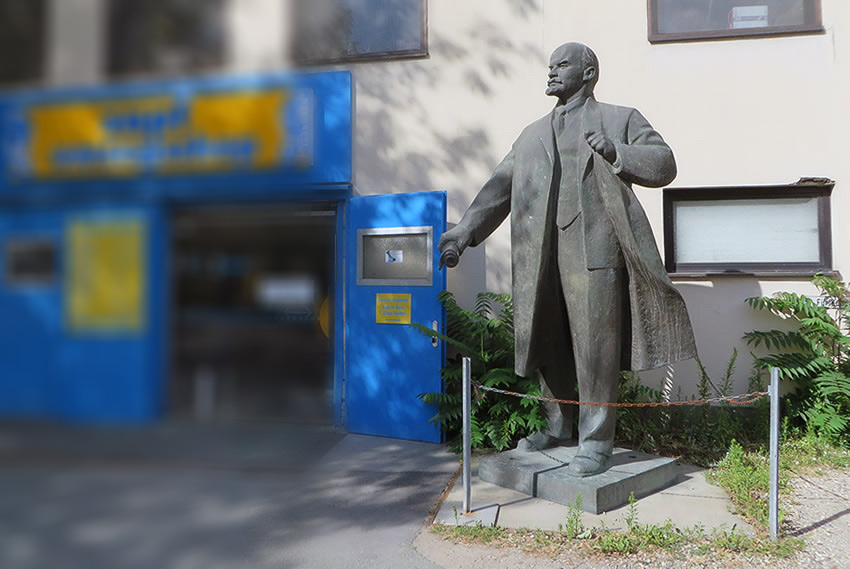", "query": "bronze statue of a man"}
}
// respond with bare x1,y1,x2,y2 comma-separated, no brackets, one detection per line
439,42,696,476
